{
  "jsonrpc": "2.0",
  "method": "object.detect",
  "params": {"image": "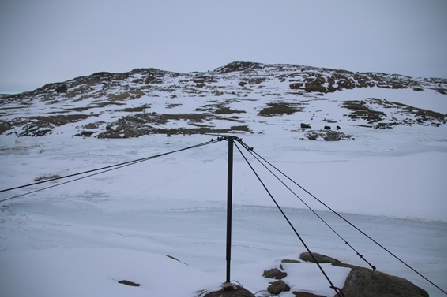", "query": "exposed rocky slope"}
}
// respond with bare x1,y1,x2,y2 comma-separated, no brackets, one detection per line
1,61,446,139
